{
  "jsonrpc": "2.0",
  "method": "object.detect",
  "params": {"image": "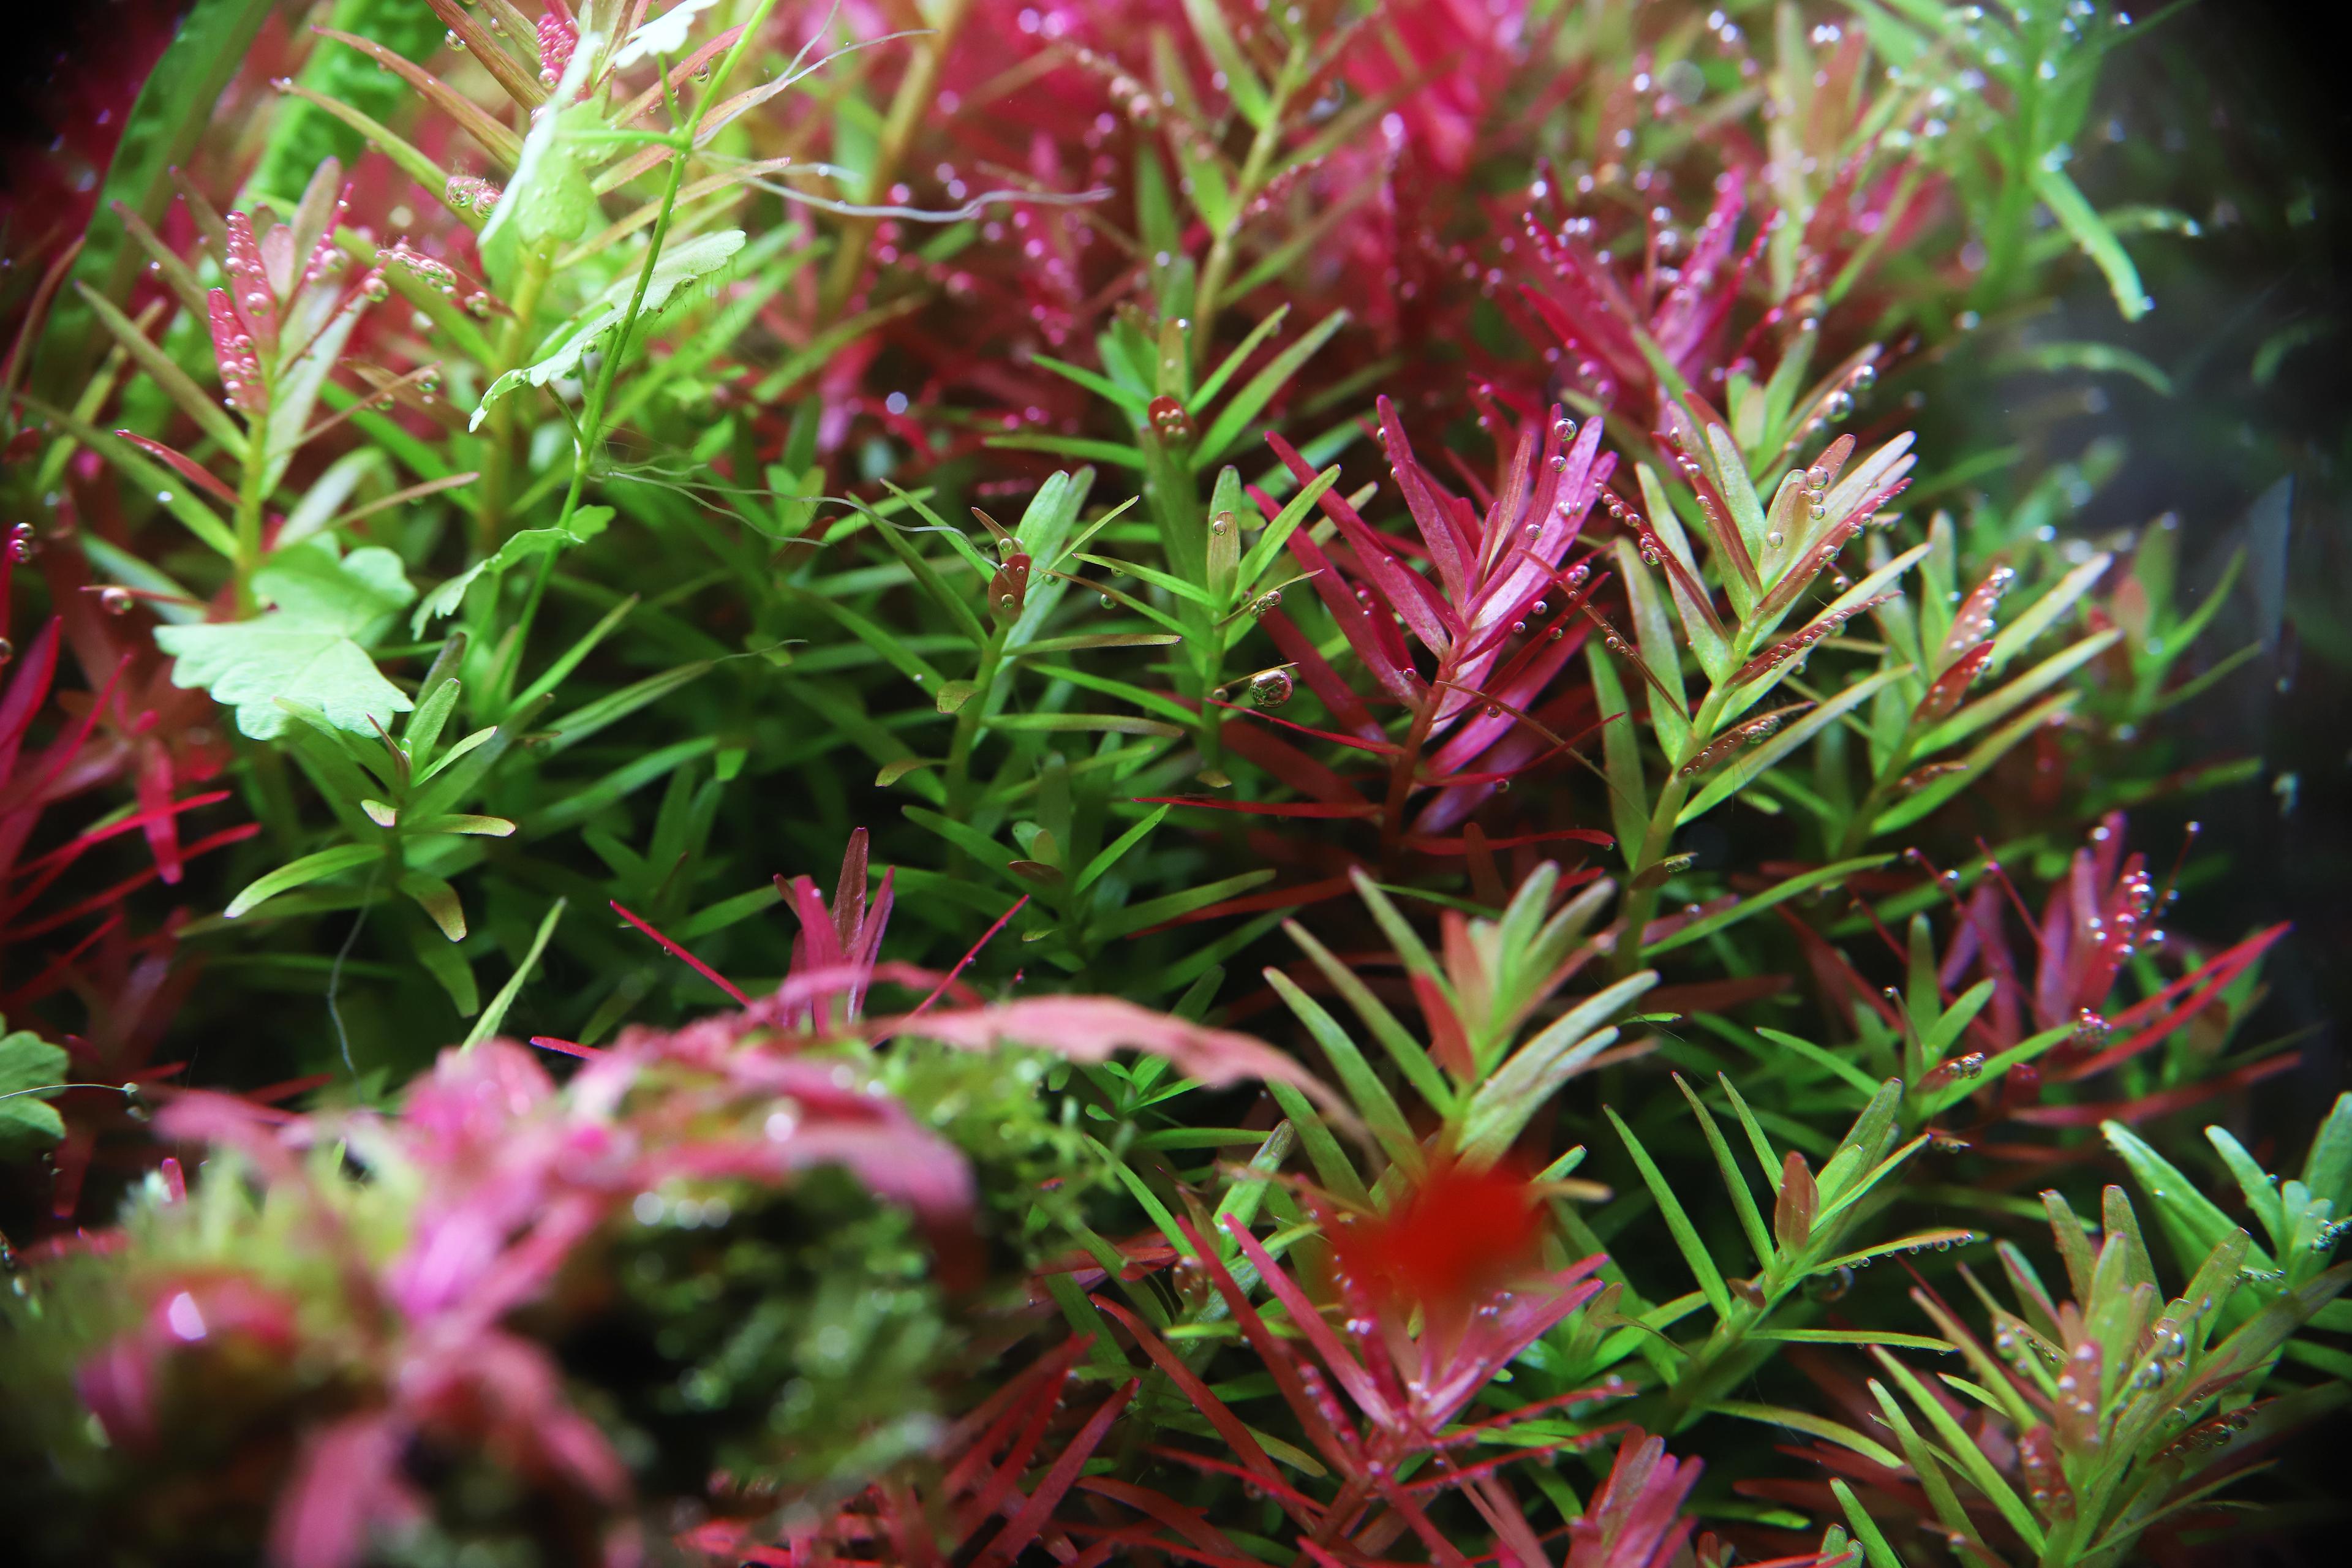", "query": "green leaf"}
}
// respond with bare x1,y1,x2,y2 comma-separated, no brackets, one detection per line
225,843,383,919
985,434,1145,469
1094,869,1276,940
476,81,603,285
1588,641,1649,859
1182,0,1270,126
1682,667,1911,823
1263,970,1422,1173
990,713,1186,739
1072,805,1169,897
0,1024,71,1153
1879,690,2083,835
1752,1328,1954,1352
252,4,453,197
1864,1381,1981,1548
21,397,236,559
1705,424,1770,559
1831,1479,1910,1568
2304,1093,2352,1212
1609,1107,1734,1319
398,872,467,941
1193,306,1292,410
463,899,567,1049
410,507,614,635
1287,910,1455,1114
541,662,714,755
1872,1351,2044,1550
1645,856,1893,956
156,540,417,739
1755,1027,1883,1097
1997,339,2173,394
2103,1118,2249,1270
1193,309,1348,467
474,230,748,426
2033,164,2151,320
1706,1403,1904,1472
1616,540,1689,755
1459,974,1657,1165
1029,352,1151,414
1074,552,1218,607
857,508,990,648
